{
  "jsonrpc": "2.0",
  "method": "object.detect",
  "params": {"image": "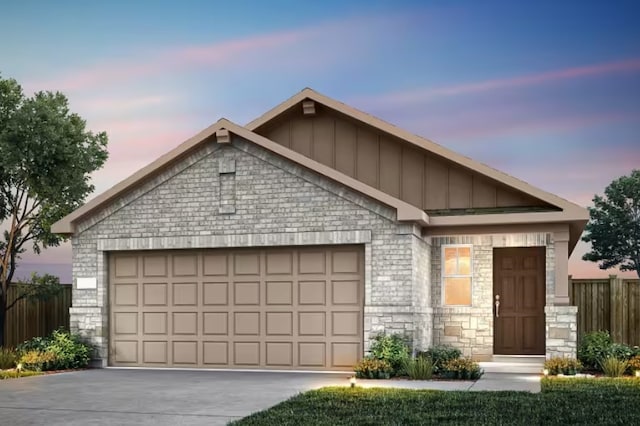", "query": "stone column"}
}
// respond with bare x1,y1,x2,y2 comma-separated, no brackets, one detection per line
553,230,570,305
545,305,579,358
